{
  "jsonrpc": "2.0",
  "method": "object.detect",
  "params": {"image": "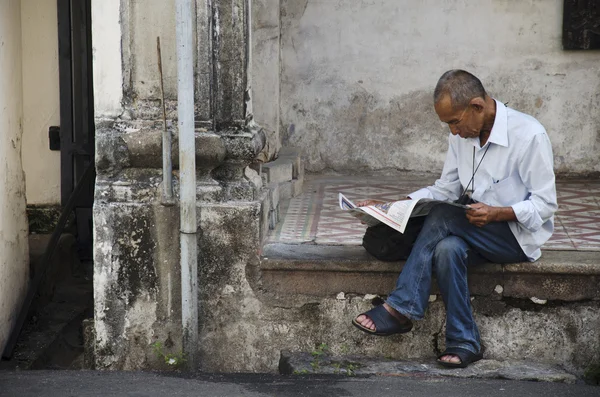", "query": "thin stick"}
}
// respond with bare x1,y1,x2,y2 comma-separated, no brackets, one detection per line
157,36,173,201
